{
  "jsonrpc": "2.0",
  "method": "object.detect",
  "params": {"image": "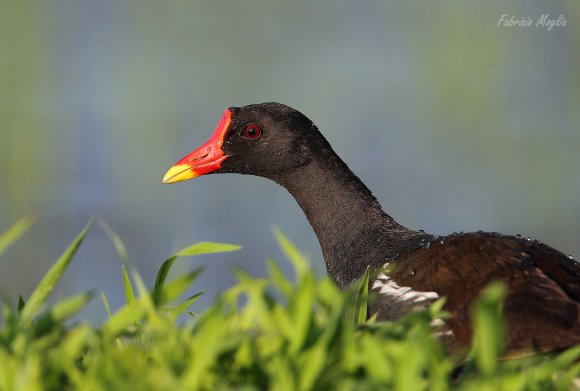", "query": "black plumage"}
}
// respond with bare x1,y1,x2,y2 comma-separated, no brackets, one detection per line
164,102,580,354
